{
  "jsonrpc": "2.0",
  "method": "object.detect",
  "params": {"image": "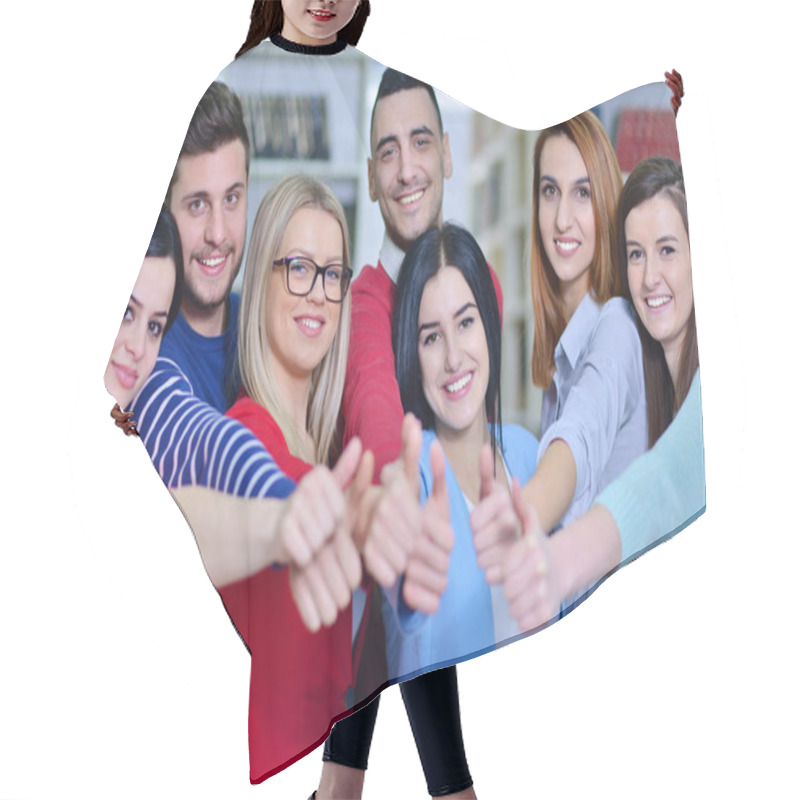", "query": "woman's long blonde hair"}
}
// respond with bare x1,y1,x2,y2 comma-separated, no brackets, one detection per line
238,175,352,464
530,111,623,388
